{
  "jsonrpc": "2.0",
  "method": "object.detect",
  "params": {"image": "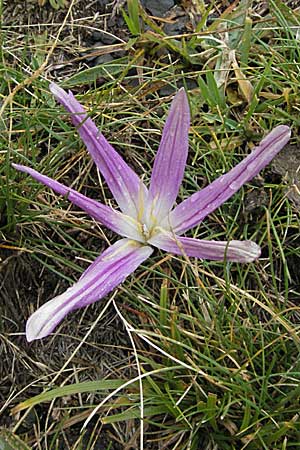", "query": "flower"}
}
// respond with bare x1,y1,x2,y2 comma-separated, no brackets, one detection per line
13,84,290,341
